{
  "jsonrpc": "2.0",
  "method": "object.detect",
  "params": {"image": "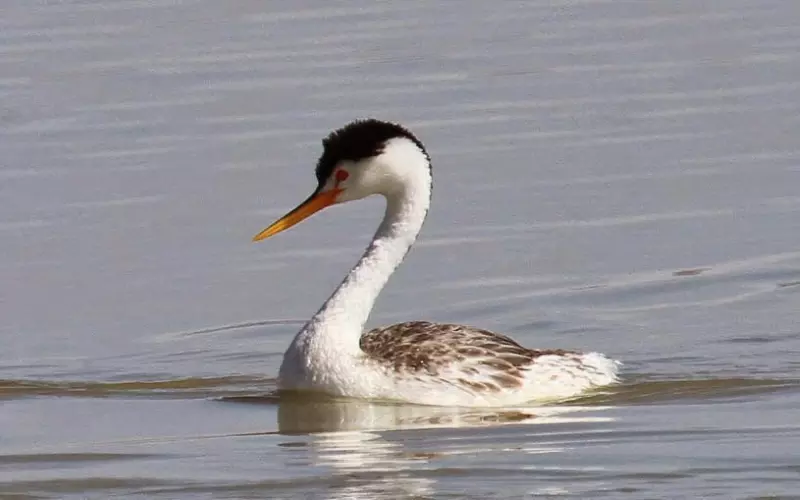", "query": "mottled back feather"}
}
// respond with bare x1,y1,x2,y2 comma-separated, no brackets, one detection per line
360,321,574,393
